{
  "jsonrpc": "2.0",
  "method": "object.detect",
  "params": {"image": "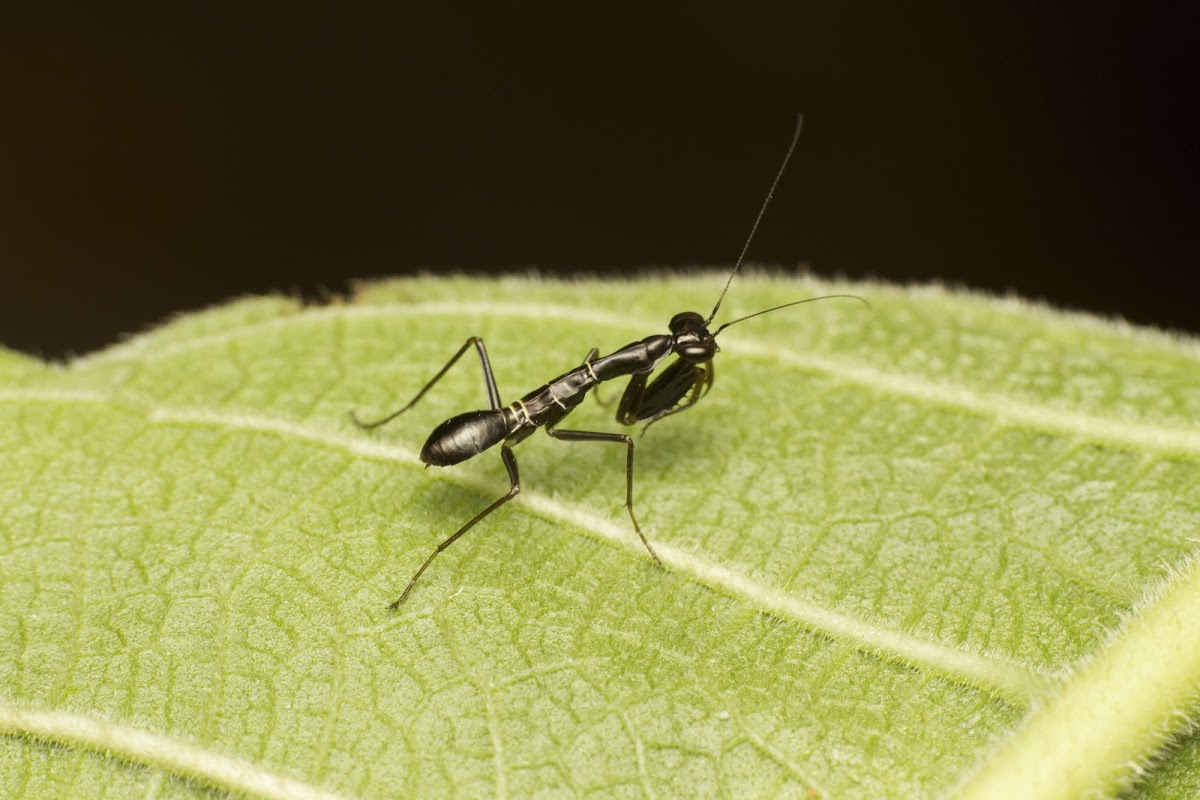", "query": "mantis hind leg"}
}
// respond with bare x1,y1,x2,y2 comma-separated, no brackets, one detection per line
352,336,503,429
390,445,521,609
